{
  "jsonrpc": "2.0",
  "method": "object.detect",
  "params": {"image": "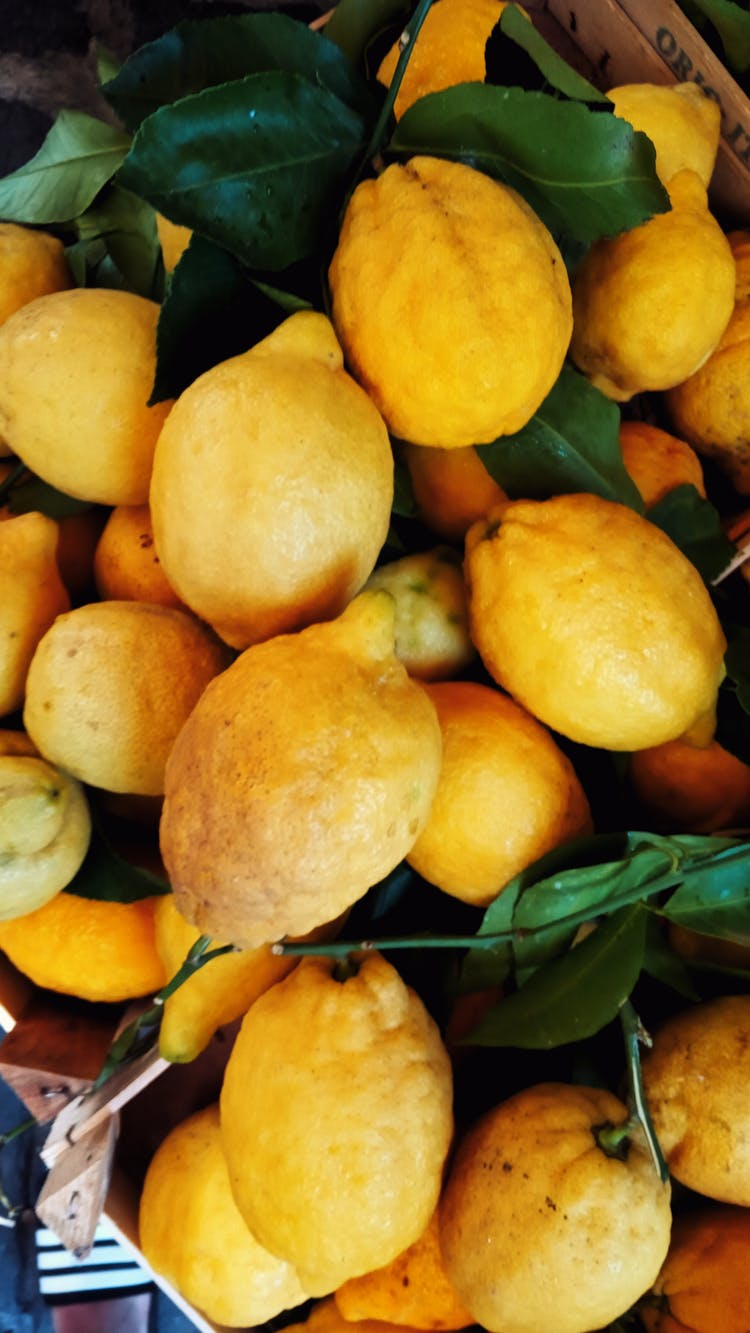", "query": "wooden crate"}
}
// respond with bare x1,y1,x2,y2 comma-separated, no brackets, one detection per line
2,2,750,1330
